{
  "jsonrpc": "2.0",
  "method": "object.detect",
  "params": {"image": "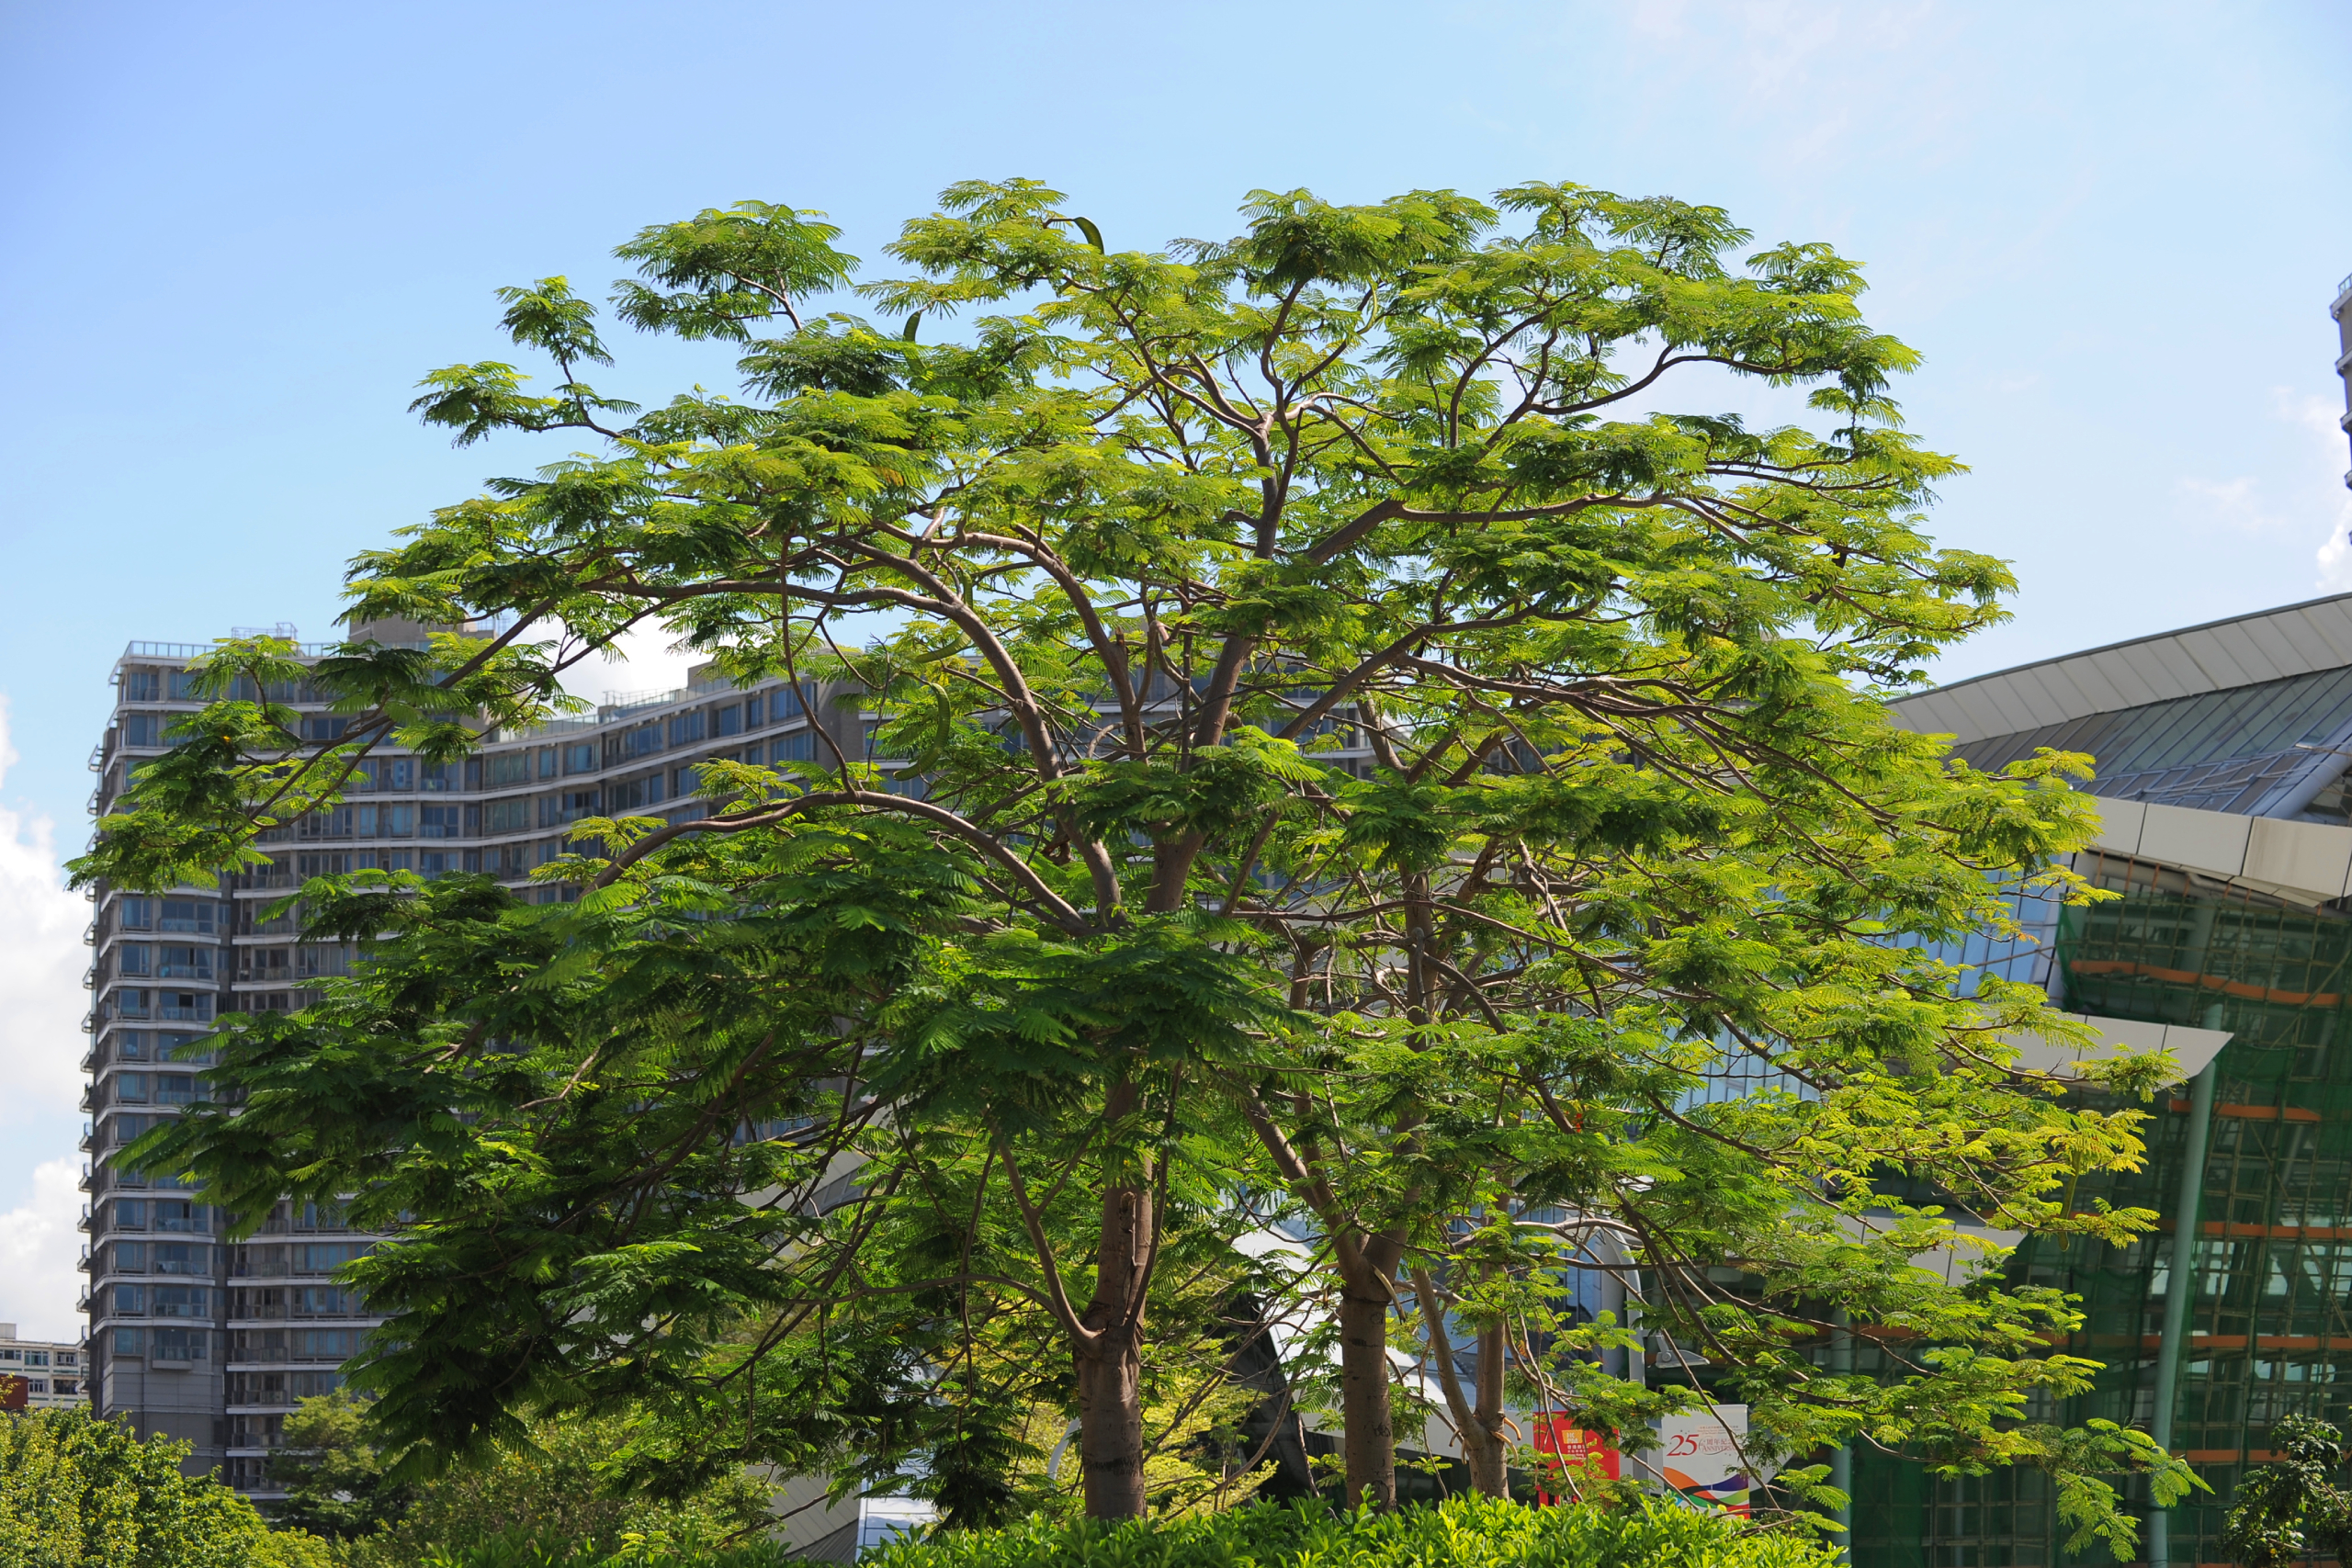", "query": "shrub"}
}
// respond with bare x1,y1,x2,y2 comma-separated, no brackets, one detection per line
416,1536,793,1568
341,1410,775,1567
0,1405,334,1568
866,1494,1835,1568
